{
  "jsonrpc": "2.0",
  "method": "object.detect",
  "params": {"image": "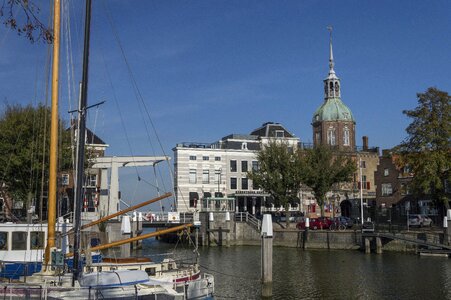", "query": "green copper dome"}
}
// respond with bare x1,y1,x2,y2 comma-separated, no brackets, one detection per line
312,98,355,123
